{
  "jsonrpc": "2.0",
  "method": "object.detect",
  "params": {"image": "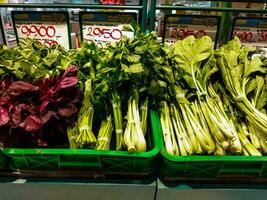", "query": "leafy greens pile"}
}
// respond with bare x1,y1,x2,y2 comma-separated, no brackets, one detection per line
0,33,266,156
0,39,82,148
67,28,164,152
158,36,267,156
